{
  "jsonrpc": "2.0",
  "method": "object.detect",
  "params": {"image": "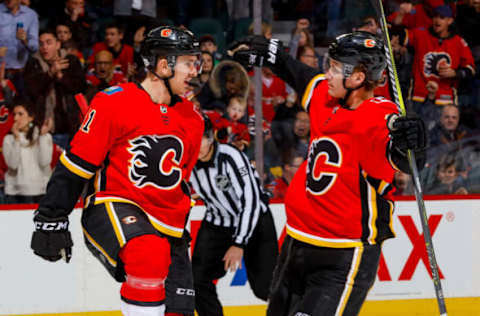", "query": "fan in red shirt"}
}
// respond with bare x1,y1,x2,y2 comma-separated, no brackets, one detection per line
31,26,204,316
388,0,446,29
404,5,475,109
88,22,134,76
85,50,127,101
0,74,15,177
260,67,287,122
230,31,426,316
